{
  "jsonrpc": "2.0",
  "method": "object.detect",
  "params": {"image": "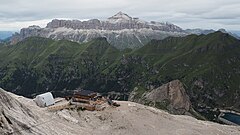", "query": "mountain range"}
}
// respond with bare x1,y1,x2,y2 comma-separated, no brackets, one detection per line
10,12,186,49
11,12,238,49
